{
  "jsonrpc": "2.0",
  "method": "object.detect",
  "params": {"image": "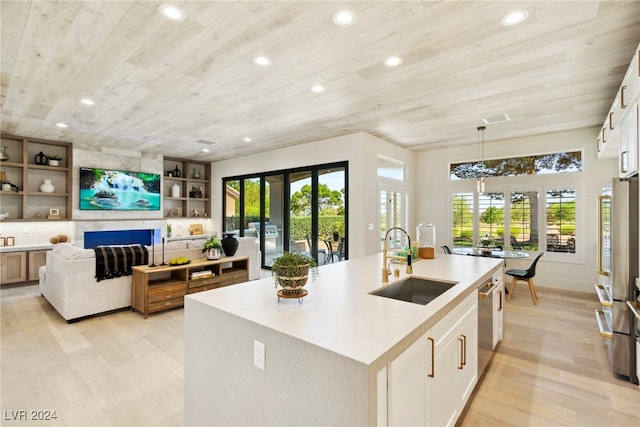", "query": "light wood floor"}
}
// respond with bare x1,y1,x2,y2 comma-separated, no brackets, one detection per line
1,282,638,426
